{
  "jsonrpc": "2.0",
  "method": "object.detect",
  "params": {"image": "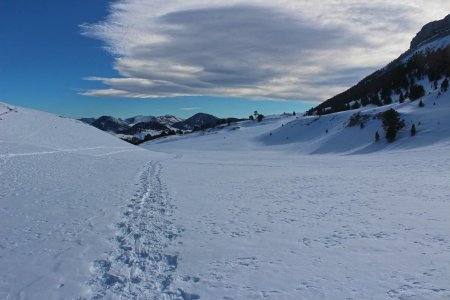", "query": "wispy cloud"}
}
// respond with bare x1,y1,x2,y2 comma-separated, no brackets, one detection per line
81,0,450,102
180,107,201,111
